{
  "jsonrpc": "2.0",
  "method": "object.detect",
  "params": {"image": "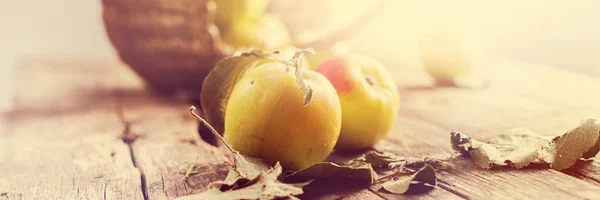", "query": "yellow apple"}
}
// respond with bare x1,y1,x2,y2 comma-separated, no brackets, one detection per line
315,54,400,151
224,61,342,170
221,13,291,50
213,0,271,30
